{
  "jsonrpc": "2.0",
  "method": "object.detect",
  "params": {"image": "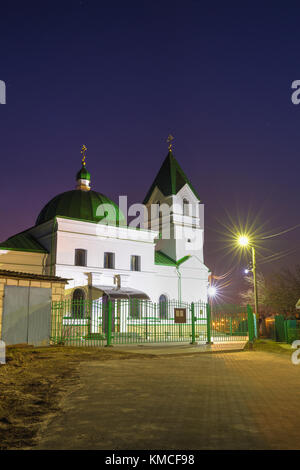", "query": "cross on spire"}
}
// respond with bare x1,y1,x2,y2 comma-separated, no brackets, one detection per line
167,134,174,152
81,145,87,167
